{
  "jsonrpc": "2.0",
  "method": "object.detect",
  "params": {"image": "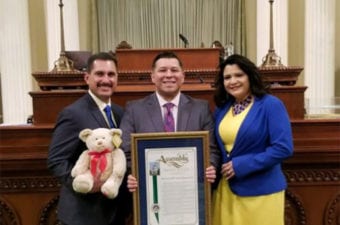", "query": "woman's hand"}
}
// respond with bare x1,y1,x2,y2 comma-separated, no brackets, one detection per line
127,174,138,192
221,161,234,180
205,165,217,183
